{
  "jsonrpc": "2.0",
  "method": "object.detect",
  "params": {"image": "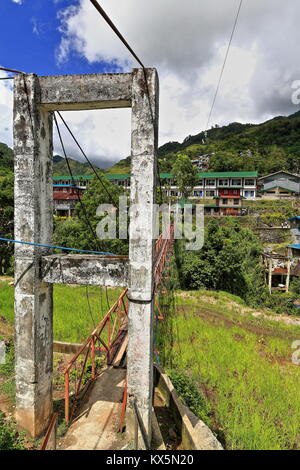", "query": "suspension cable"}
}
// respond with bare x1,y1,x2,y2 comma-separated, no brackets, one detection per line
56,111,119,209
53,113,100,248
